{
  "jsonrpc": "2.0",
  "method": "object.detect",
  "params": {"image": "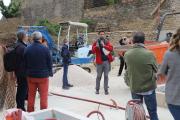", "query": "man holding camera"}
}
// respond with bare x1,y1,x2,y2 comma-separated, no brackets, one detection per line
92,31,114,95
